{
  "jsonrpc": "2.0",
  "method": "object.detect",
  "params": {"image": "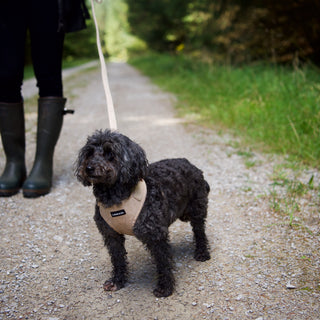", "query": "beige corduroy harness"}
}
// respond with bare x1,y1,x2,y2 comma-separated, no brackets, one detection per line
98,180,147,236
